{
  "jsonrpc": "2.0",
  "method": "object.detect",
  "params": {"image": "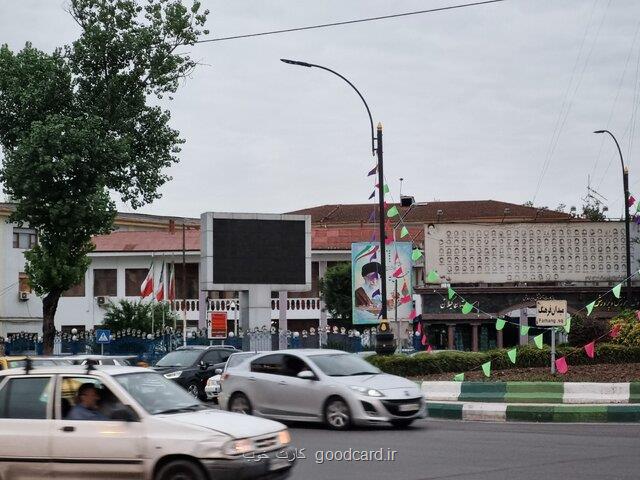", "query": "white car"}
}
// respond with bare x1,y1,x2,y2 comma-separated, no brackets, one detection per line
0,364,295,480
219,349,427,429
204,374,221,401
